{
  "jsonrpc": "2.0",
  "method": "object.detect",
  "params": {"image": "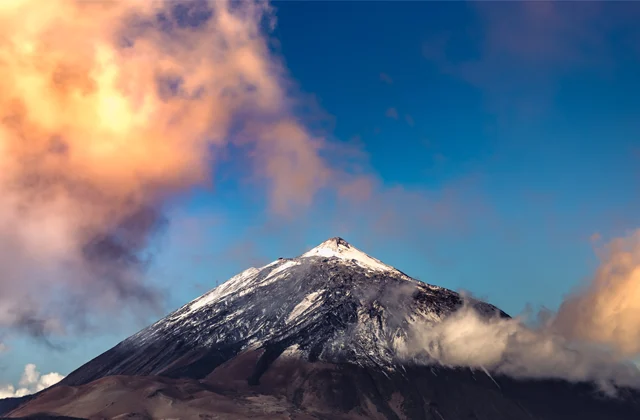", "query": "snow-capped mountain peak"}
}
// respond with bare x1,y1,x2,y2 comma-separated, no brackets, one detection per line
59,236,507,387
14,235,640,420
301,236,395,272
